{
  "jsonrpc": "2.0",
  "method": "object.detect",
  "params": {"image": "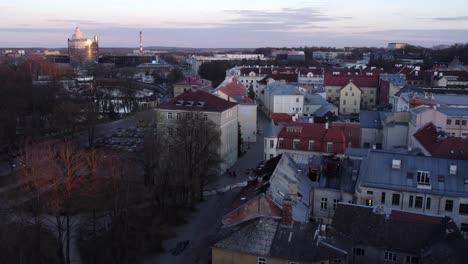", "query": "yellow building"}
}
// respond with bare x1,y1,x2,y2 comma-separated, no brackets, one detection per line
339,82,362,115
212,217,348,264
